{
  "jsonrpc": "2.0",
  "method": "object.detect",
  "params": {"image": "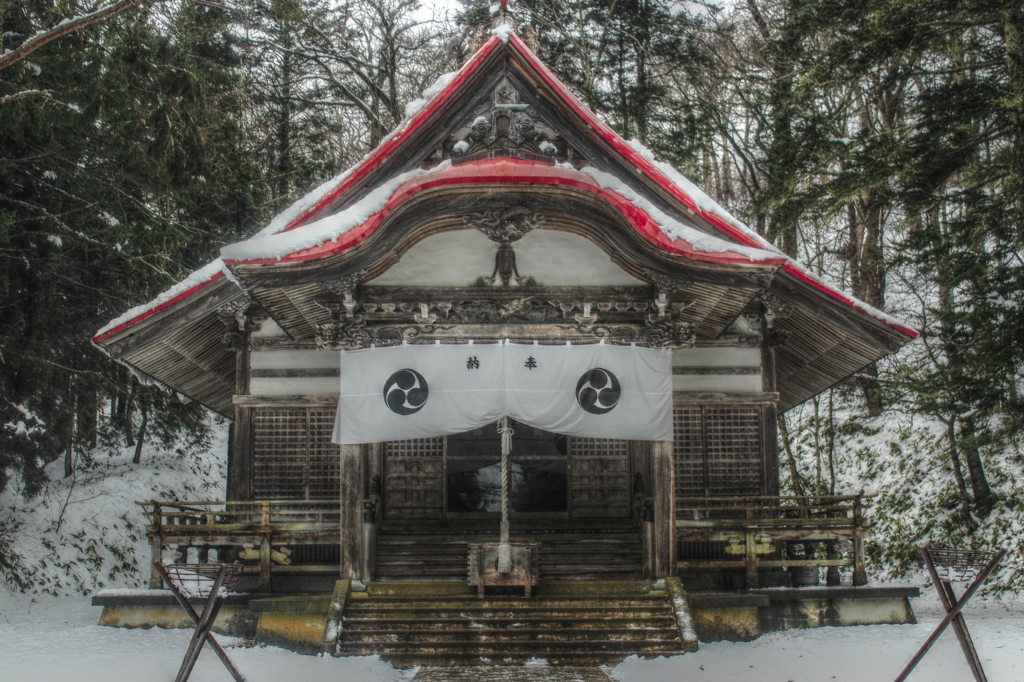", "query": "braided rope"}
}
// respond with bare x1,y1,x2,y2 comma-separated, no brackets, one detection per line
497,416,514,573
